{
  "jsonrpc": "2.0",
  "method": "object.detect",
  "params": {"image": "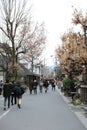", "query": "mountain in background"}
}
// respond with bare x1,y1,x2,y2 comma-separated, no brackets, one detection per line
46,66,54,71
